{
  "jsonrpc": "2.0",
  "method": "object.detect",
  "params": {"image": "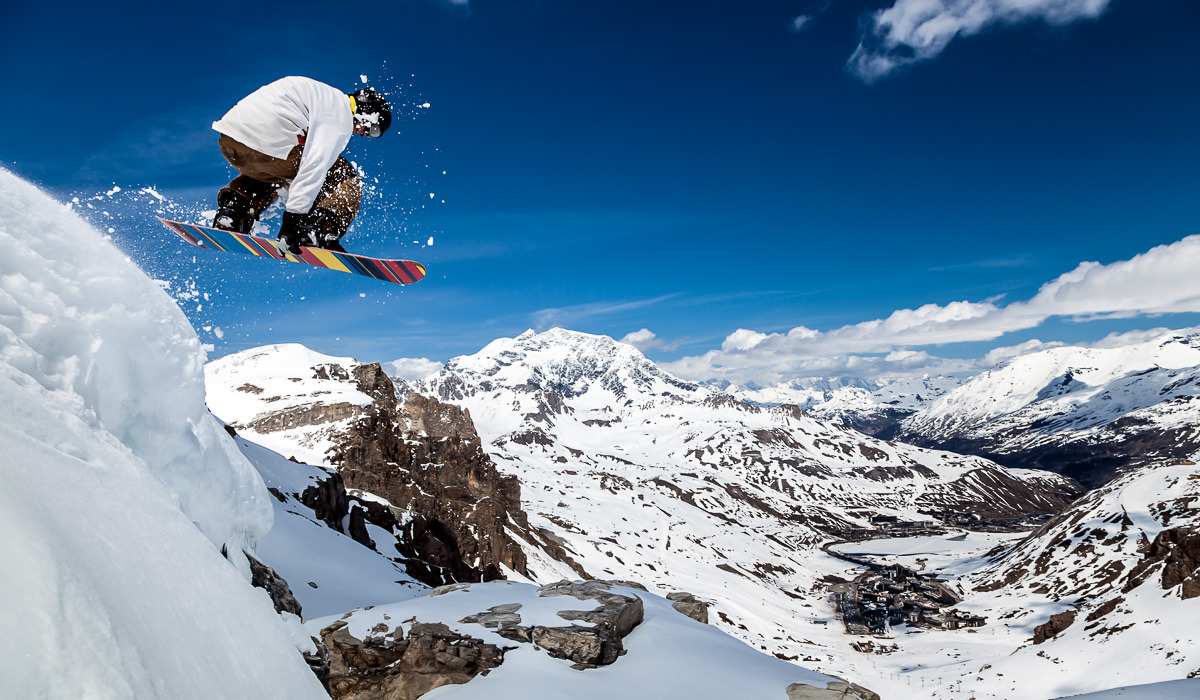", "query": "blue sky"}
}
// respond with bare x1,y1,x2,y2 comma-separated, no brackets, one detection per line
2,0,1198,384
